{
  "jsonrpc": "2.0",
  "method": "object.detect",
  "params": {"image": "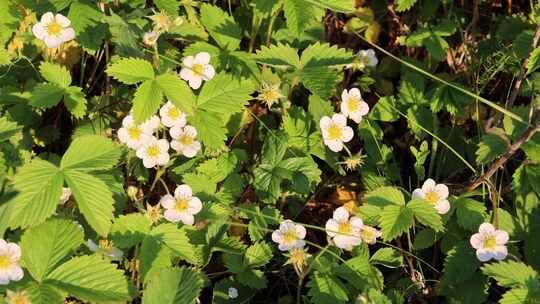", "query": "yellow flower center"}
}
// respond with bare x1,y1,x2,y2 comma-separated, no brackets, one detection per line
167,107,180,119
338,222,351,235
327,125,343,140
47,22,62,36
283,229,297,244
0,255,11,269
179,135,194,146
424,191,439,204
98,240,114,250
175,199,189,212
347,97,361,113
128,126,142,140
7,291,31,304
484,236,497,250
361,228,375,241
191,63,205,76
146,145,160,157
